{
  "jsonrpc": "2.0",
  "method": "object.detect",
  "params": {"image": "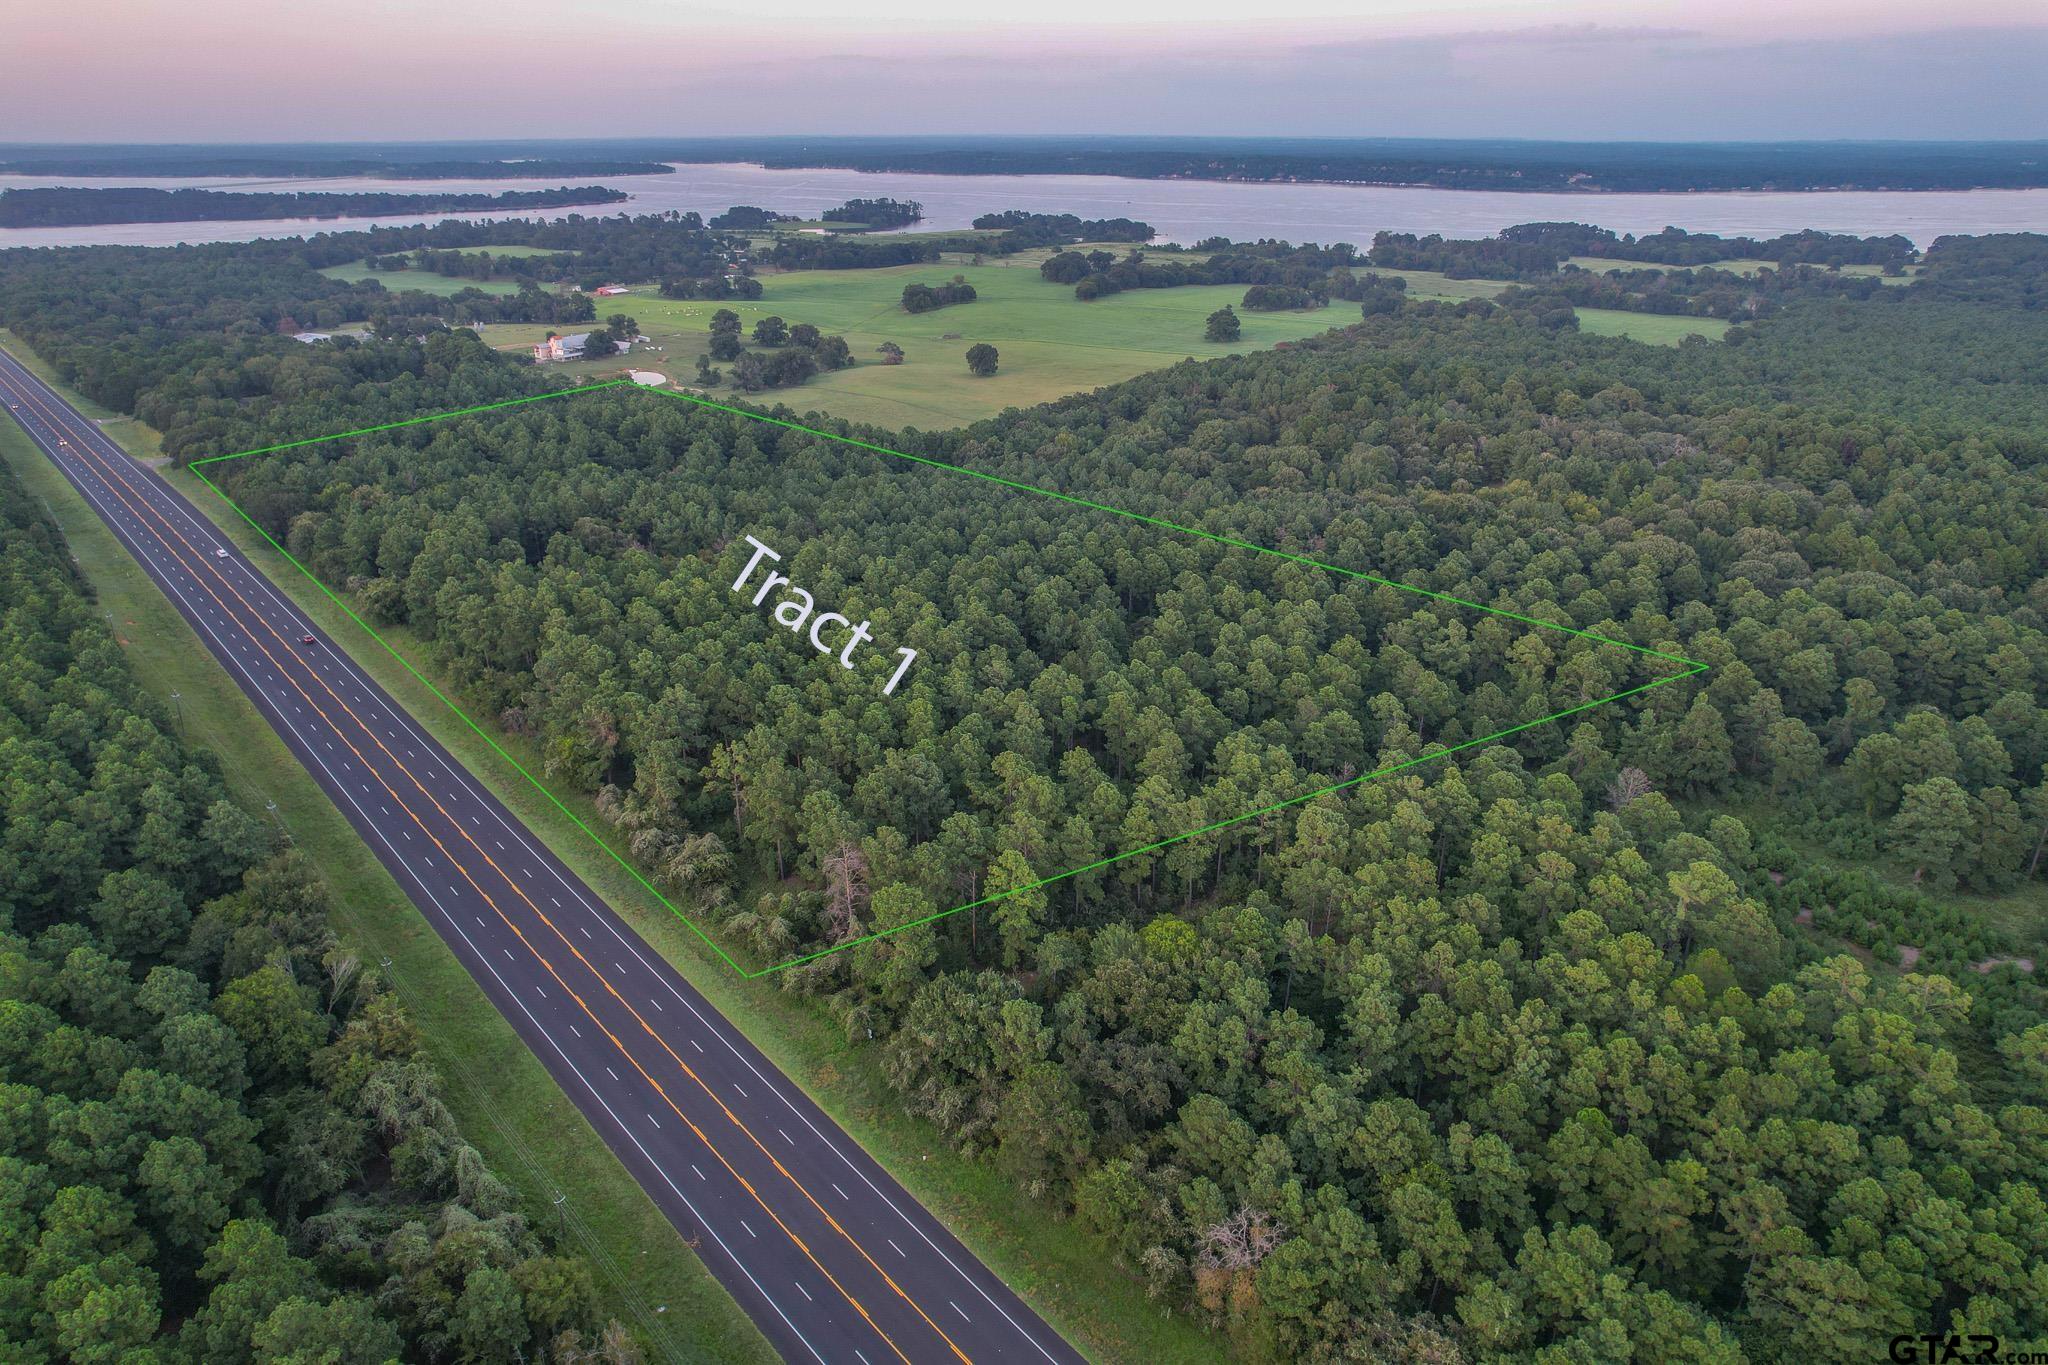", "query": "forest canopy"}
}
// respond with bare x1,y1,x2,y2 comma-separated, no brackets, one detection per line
0,460,631,1362
2,211,2046,1362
